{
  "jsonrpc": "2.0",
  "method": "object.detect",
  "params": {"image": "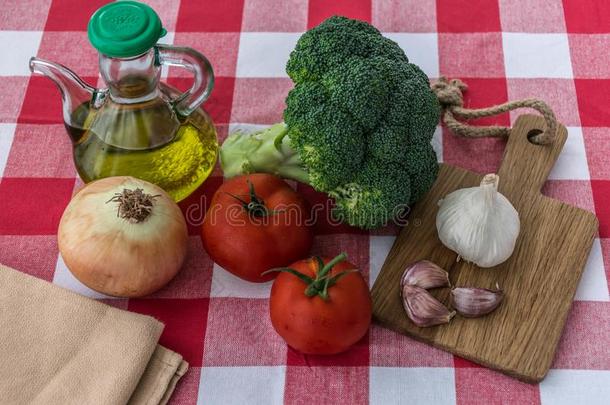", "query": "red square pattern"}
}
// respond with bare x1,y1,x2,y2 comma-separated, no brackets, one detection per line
552,301,610,369
179,175,223,235
454,356,483,368
311,233,370,281
0,178,75,235
176,0,245,32
372,0,437,33
172,33,240,78
0,77,29,123
37,31,99,78
284,366,368,404
437,0,501,33
202,298,287,366
19,76,98,125
443,127,506,174
230,78,293,125
168,77,235,125
563,0,610,33
0,0,52,30
168,366,200,405
438,33,505,78
569,35,610,79
242,0,308,32
4,124,75,178
0,235,58,281
369,324,453,367
455,367,541,405
541,180,595,213
44,0,108,31
583,127,610,180
574,80,610,127
457,78,510,127
287,334,369,367
591,180,610,238
441,78,507,173
498,0,566,32
507,79,581,127
147,237,214,299
308,0,372,29
128,298,209,367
